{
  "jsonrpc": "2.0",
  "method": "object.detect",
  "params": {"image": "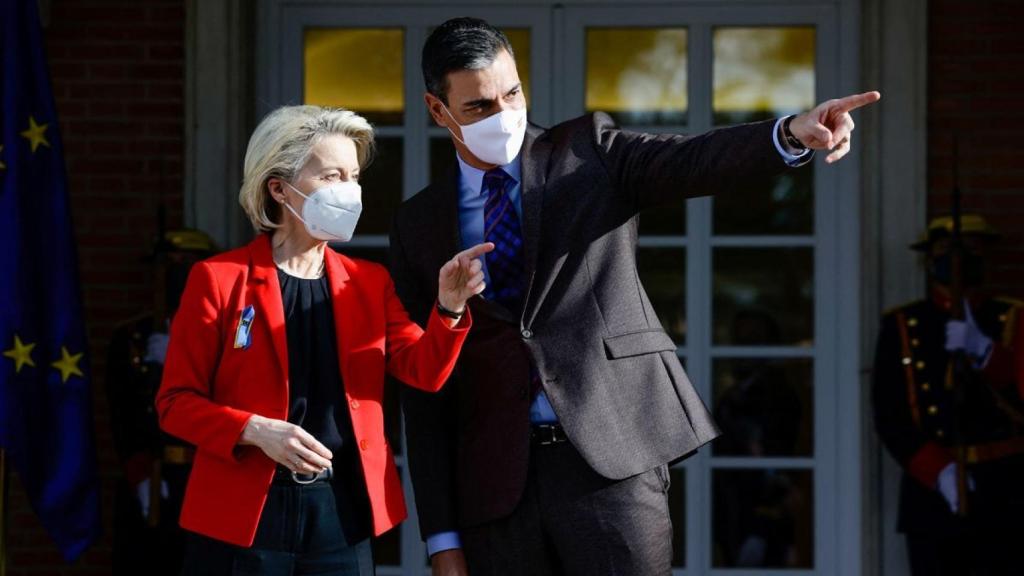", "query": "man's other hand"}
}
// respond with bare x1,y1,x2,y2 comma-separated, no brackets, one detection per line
432,549,469,576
